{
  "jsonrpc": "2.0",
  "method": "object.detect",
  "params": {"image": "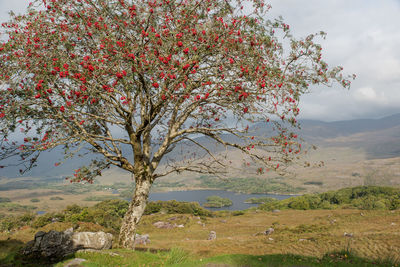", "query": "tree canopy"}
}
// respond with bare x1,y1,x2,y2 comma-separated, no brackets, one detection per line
0,0,353,248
